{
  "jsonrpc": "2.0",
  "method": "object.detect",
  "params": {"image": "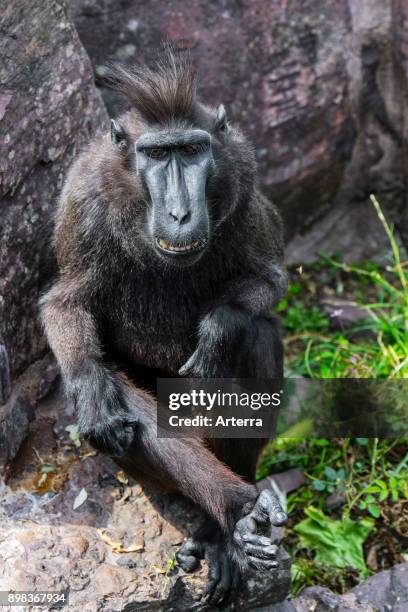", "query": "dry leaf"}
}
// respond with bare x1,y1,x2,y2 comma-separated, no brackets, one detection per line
73,487,88,510
97,529,144,553
116,470,129,485
366,544,378,571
